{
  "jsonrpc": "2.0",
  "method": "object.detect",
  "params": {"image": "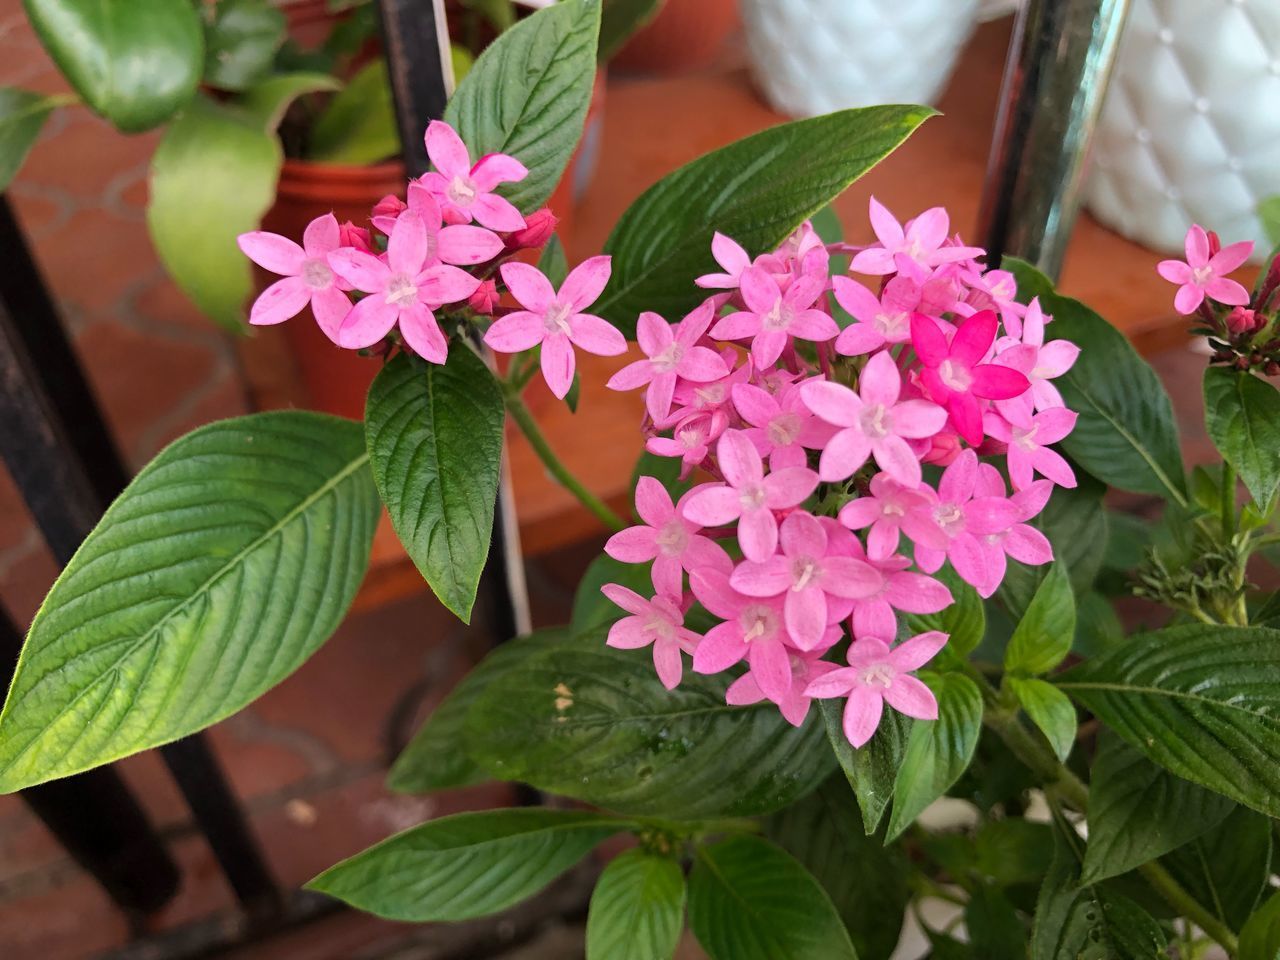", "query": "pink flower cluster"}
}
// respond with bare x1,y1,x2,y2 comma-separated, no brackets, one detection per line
601,200,1080,747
